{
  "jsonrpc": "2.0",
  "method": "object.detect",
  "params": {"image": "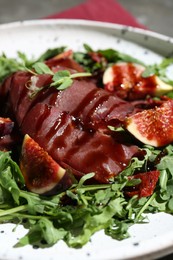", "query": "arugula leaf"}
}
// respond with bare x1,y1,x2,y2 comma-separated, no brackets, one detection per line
142,58,173,86
0,147,172,248
32,62,53,75
16,218,67,247
105,220,132,240
98,48,145,65
51,70,72,90
0,47,66,83
83,44,145,65
0,153,142,247
50,70,91,90
142,65,157,78
54,77,73,90
0,54,27,82
83,43,93,52
37,47,66,62
28,63,92,96
0,151,24,204
73,44,145,76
